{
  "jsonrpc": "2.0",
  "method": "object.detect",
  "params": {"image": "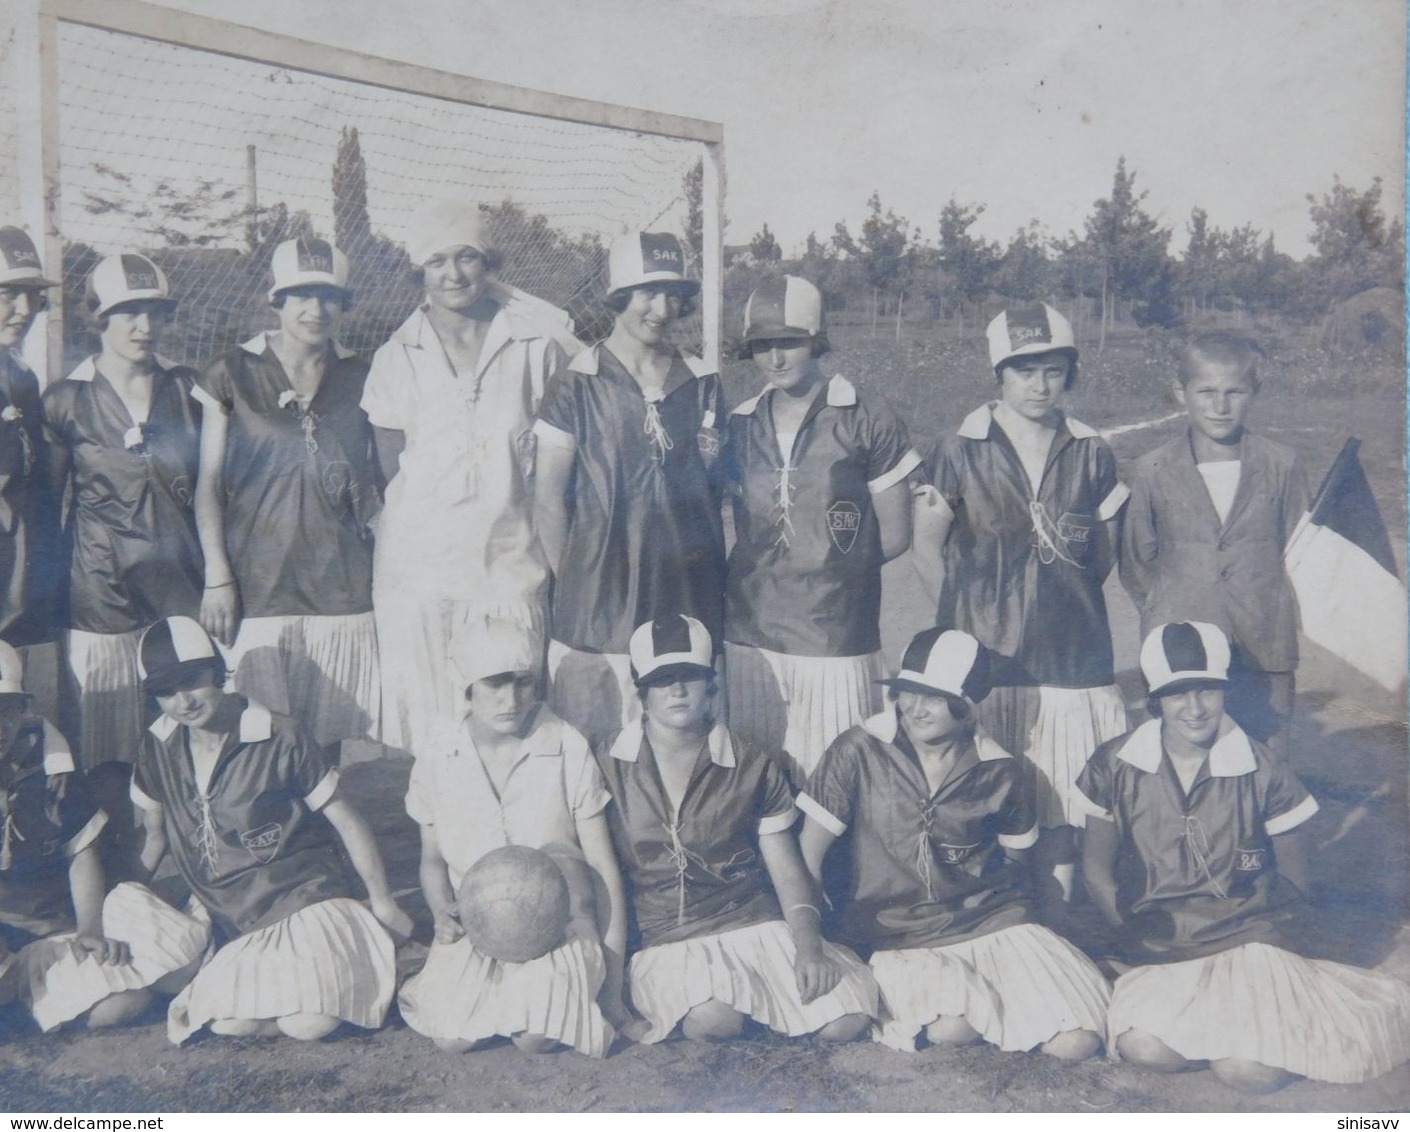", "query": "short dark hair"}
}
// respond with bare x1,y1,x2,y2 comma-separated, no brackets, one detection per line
995,348,1078,392
606,284,698,320
1179,330,1263,391
885,686,972,720
745,334,831,360
93,298,175,334
144,659,227,700
271,284,354,312
636,672,718,706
